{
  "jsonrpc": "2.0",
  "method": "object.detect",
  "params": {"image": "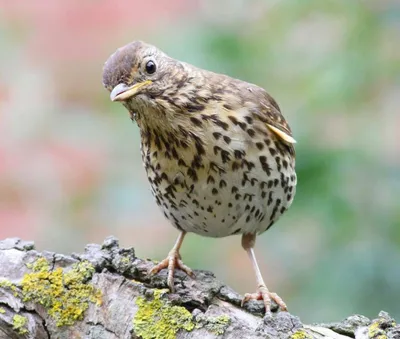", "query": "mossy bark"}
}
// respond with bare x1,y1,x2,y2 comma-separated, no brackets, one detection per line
0,237,398,339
